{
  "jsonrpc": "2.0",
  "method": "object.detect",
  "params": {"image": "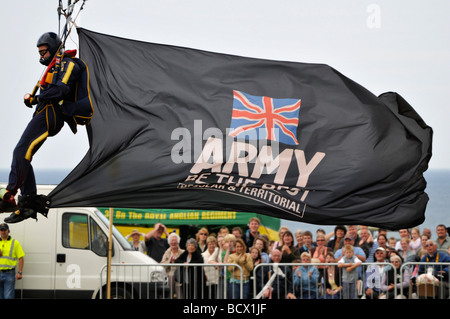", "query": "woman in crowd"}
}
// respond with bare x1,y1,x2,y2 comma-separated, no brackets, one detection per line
326,225,347,253
416,233,430,260
196,227,209,252
381,254,411,299
311,233,331,263
249,246,263,299
221,233,236,284
125,229,146,253
250,246,263,267
399,237,416,267
253,236,270,263
221,234,236,263
202,236,221,298
376,233,390,251
175,238,206,299
294,252,320,299
294,229,304,250
252,236,271,298
227,238,254,299
272,226,289,253
322,252,342,299
409,227,422,253
277,229,301,263
160,232,185,298
311,233,332,281
161,232,184,265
